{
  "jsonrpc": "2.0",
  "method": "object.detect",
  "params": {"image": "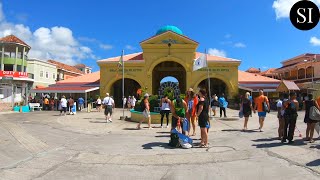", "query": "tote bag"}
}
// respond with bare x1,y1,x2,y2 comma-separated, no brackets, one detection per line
309,106,320,121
